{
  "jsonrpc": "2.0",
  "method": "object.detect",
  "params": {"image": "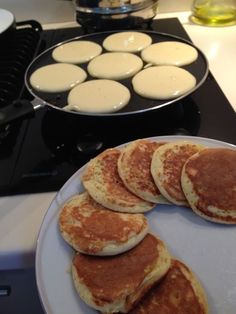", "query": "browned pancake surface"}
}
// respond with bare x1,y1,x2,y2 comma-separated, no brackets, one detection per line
72,234,169,309
82,148,154,213
59,192,148,255
183,148,236,223
151,141,203,205
129,259,207,314
162,145,201,203
118,140,166,202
